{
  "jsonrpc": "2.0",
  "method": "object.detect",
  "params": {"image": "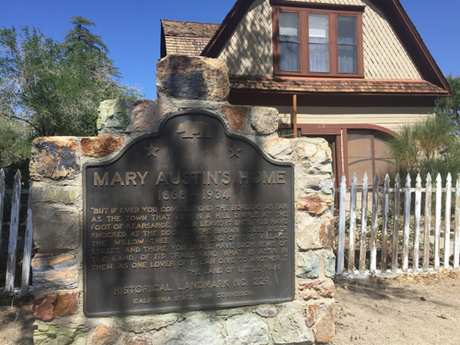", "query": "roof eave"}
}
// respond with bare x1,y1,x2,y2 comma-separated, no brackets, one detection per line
201,0,256,57
231,88,448,98
368,0,450,93
201,0,450,95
